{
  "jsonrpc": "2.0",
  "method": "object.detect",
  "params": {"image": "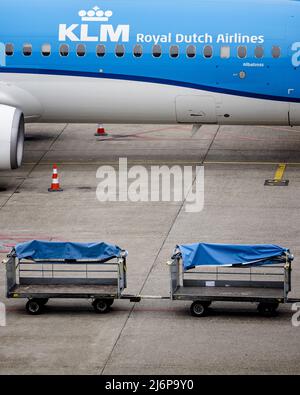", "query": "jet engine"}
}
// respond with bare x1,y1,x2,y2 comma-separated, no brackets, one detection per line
0,104,24,170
